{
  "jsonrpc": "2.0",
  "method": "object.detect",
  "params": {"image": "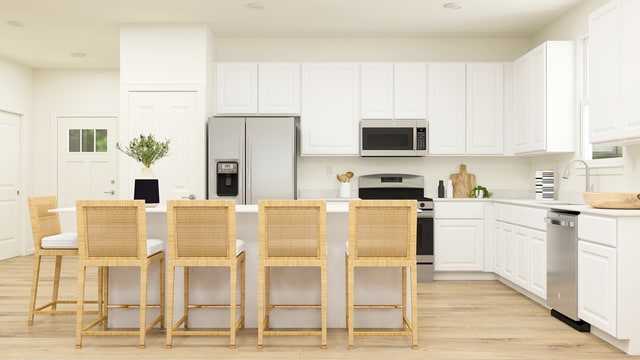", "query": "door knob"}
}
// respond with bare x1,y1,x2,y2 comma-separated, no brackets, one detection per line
104,190,115,195
181,194,196,200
